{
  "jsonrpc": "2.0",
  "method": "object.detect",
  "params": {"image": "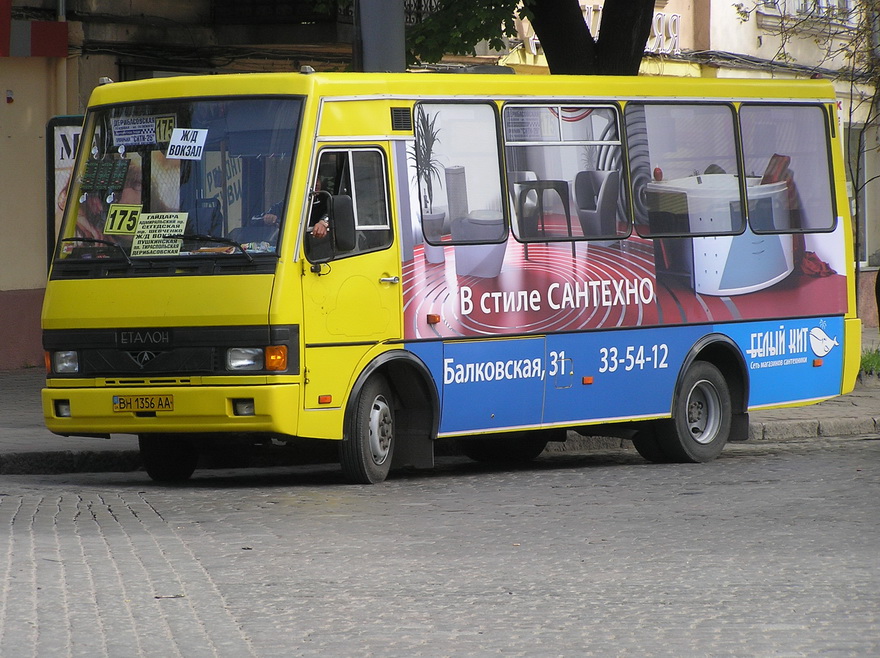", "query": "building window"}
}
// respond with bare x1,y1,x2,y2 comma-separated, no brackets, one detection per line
848,124,878,267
